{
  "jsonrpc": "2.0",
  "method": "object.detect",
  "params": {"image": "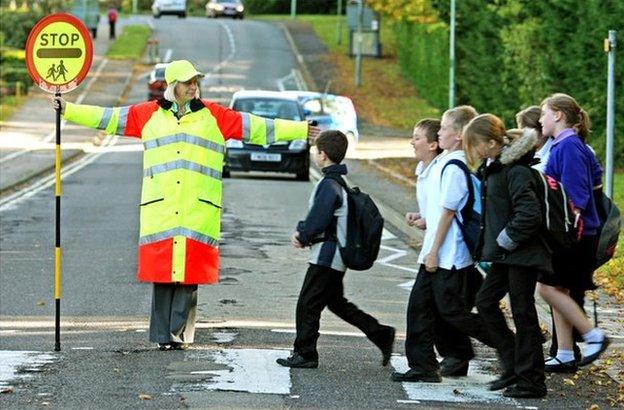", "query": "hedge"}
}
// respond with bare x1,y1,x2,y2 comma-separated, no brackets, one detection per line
391,0,624,166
